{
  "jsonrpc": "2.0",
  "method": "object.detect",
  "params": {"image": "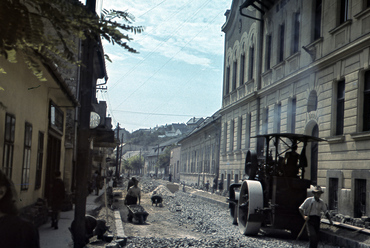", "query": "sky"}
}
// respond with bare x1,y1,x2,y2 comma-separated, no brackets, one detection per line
98,0,231,132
